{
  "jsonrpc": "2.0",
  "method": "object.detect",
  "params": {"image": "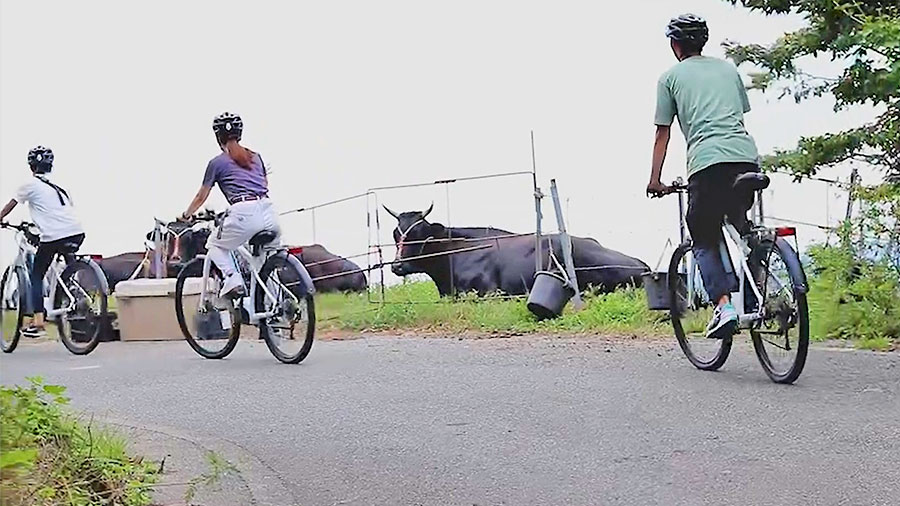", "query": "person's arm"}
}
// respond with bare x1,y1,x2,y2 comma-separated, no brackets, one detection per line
648,73,676,196
181,186,212,220
181,160,218,220
647,125,671,195
0,199,17,222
